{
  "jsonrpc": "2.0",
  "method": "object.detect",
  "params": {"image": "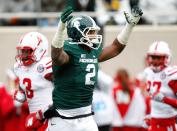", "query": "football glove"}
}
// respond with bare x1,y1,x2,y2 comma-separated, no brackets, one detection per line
124,6,143,26
117,6,143,45
25,111,44,129
52,6,73,48
151,92,164,102
34,106,55,121
61,6,73,23
14,89,26,103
